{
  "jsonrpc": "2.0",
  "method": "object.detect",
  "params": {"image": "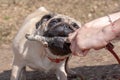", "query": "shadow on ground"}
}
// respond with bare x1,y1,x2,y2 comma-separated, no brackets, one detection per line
0,64,120,80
